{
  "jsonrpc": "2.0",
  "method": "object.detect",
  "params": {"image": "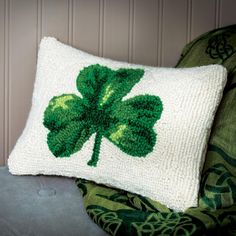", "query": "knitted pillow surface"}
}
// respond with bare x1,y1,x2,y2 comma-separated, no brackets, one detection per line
8,37,227,212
